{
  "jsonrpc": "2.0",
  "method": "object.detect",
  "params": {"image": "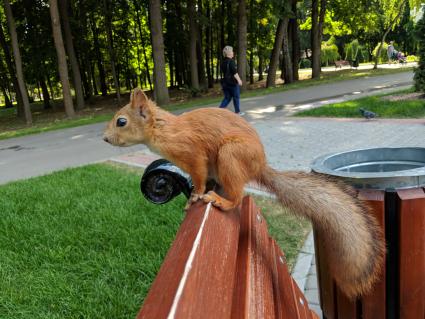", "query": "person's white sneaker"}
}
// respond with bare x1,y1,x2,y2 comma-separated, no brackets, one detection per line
236,112,245,116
